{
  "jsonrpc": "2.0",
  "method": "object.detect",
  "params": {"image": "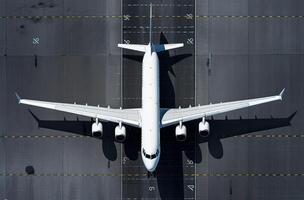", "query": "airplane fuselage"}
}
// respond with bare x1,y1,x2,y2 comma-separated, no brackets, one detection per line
141,43,161,172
